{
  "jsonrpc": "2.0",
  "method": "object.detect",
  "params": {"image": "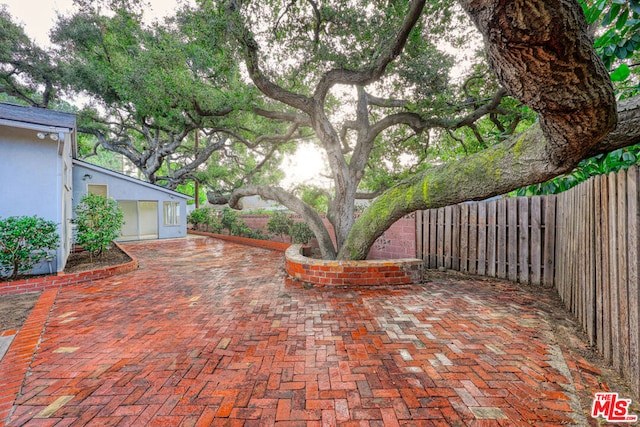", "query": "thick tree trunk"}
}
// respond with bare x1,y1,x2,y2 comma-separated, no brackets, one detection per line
338,0,619,260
